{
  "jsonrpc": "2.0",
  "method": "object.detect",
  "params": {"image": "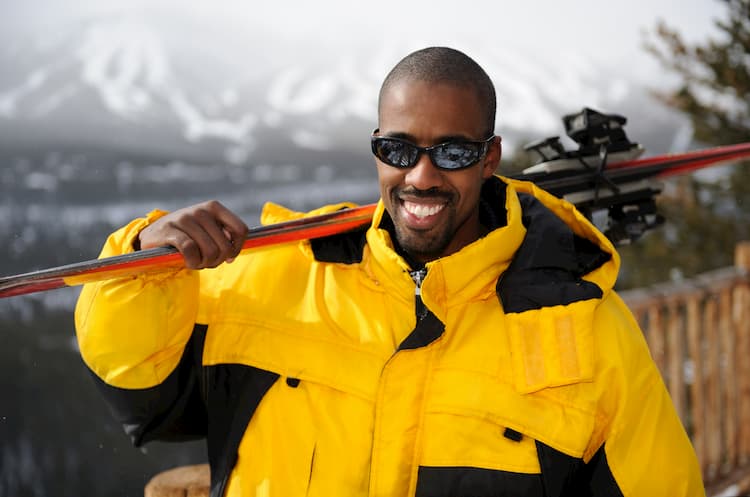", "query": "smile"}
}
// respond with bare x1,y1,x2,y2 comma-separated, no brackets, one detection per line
402,200,445,219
